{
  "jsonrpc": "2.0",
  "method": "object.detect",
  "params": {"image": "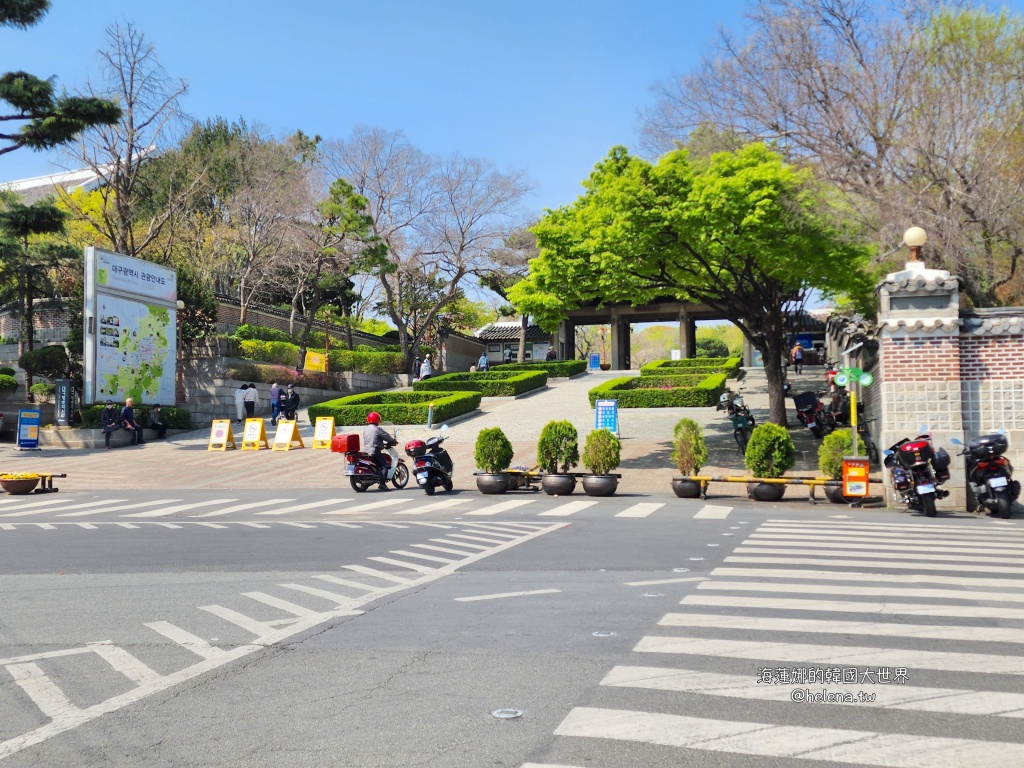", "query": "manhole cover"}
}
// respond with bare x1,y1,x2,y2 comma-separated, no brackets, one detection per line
592,630,616,637
491,709,523,719
673,568,690,573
